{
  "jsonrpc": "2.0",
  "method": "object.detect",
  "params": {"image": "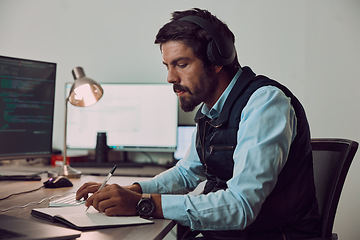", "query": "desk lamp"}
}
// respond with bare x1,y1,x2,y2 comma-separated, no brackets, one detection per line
59,66,103,178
